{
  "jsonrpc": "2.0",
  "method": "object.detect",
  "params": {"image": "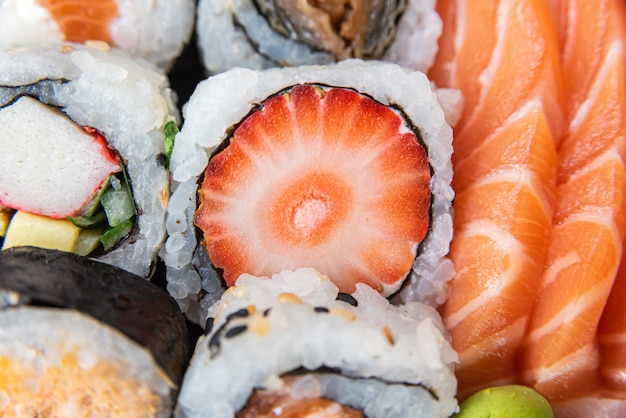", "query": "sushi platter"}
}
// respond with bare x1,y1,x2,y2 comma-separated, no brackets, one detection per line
0,0,625,417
